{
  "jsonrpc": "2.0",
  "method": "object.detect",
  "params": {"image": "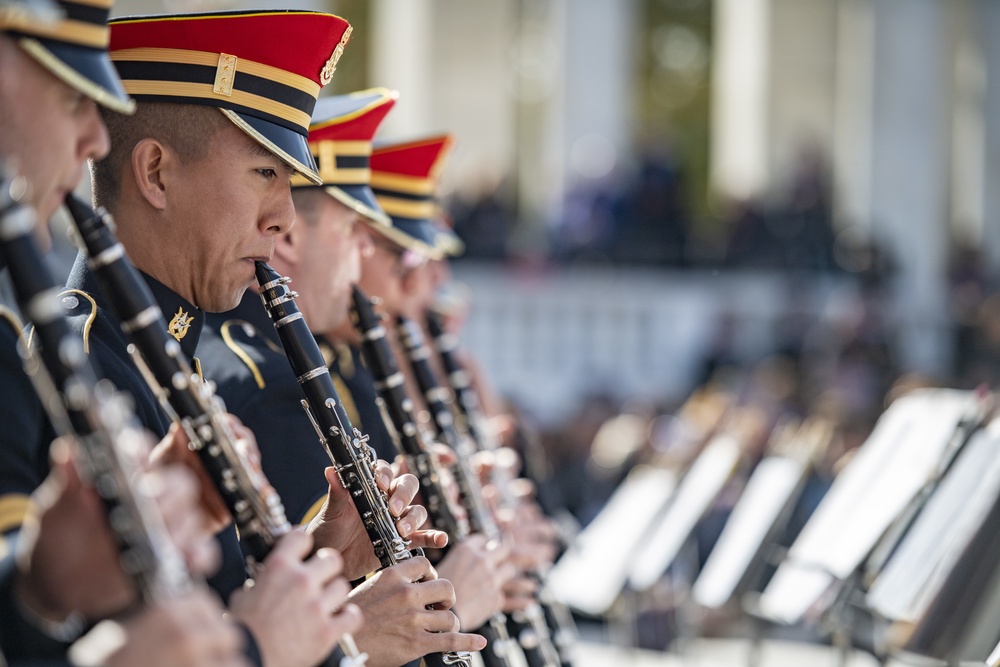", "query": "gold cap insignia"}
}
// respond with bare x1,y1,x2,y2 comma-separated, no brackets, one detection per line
320,25,352,86
213,53,238,97
168,307,194,341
